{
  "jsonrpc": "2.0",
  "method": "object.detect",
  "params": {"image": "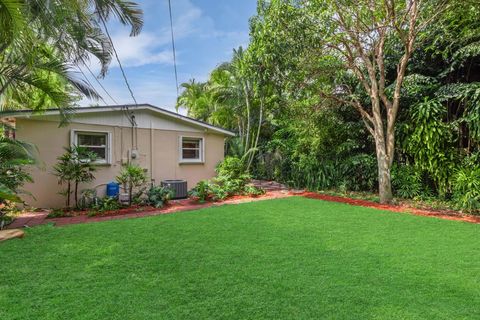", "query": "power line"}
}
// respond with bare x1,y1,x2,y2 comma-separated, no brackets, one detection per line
99,14,138,107
168,0,179,100
31,0,120,108
98,12,138,126
80,60,119,105
34,0,138,146
76,66,110,105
